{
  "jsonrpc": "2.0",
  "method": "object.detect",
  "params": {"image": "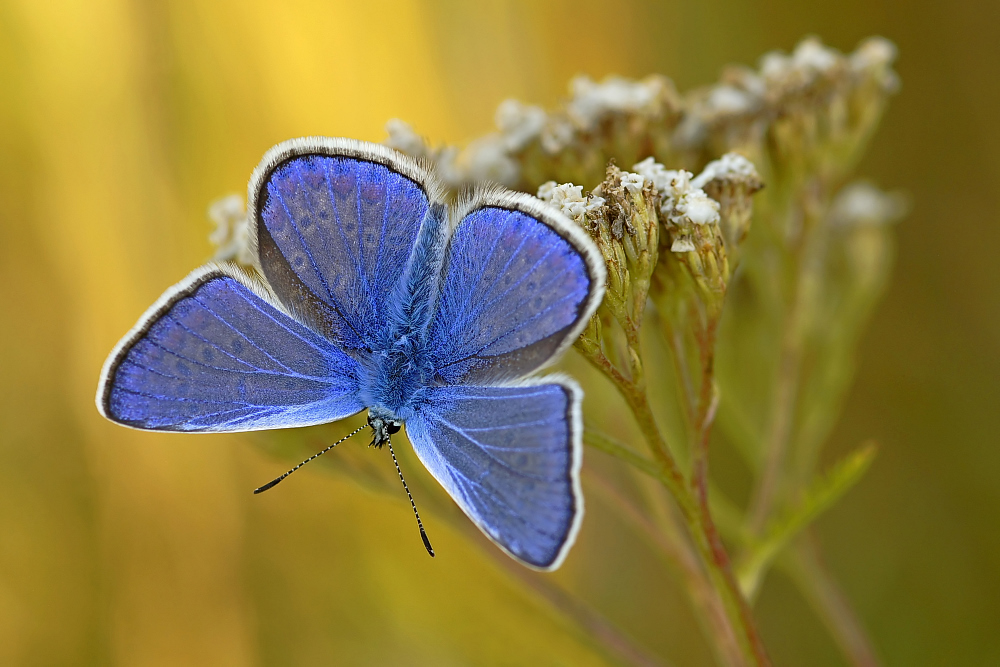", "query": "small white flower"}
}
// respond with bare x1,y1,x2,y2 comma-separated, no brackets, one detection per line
679,194,721,226
384,119,427,158
632,157,674,193
633,158,721,227
792,37,840,74
850,36,897,71
495,99,547,152
536,181,558,202
464,136,519,186
540,182,589,223
621,172,645,194
691,152,760,189
727,66,767,100
829,181,908,227
567,75,661,130
540,117,575,154
759,51,793,82
549,183,586,207
433,146,464,188
707,85,755,115
561,200,588,223
208,194,244,246
668,169,694,194
585,195,606,213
